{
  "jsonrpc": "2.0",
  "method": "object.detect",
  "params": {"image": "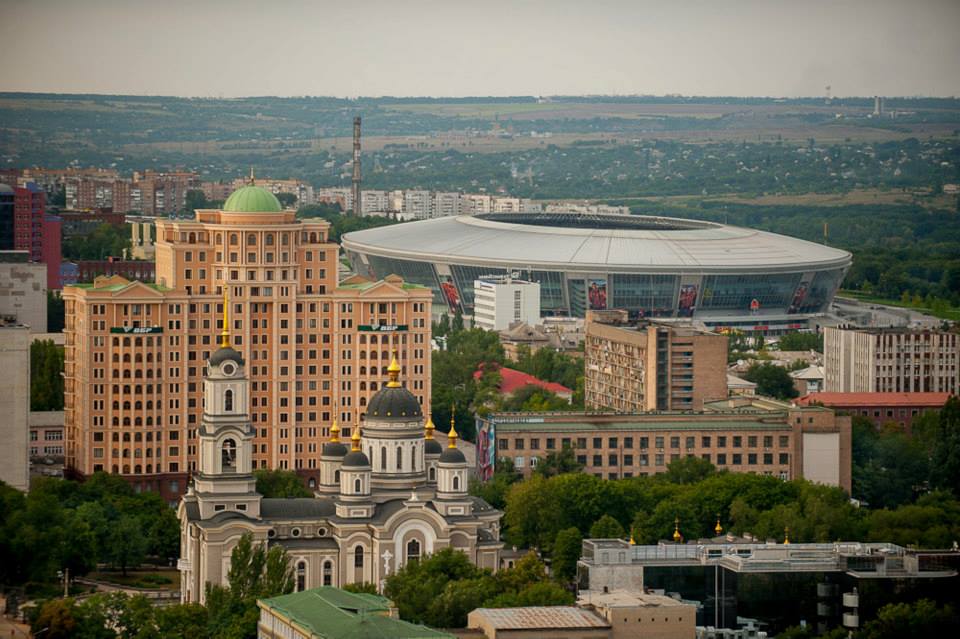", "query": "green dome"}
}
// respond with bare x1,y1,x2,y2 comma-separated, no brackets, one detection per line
222,185,283,213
